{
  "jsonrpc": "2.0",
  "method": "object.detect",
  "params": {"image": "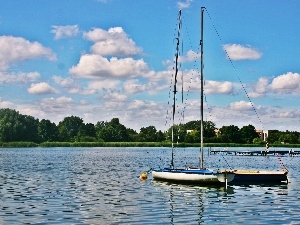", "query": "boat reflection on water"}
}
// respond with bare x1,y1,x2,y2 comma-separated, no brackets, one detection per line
151,179,288,224
231,183,289,196
151,180,235,224
152,179,235,194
